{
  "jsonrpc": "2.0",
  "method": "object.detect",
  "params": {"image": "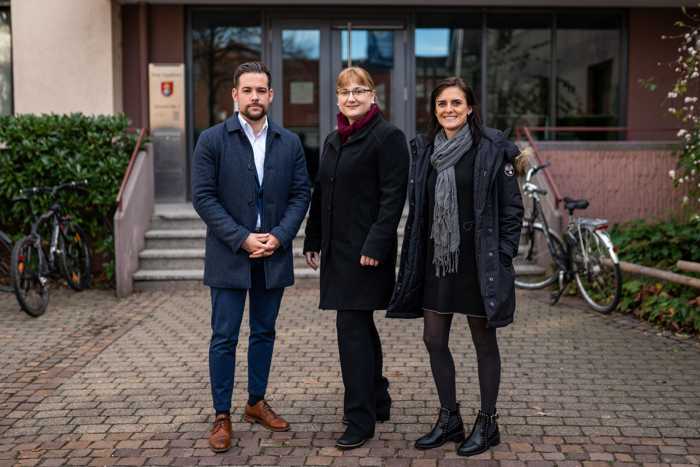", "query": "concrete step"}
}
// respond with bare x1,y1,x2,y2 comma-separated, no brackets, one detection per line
144,230,206,249
138,247,404,271
132,267,321,290
139,249,204,270
134,262,542,289
150,204,205,230
144,228,405,251
149,203,409,233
